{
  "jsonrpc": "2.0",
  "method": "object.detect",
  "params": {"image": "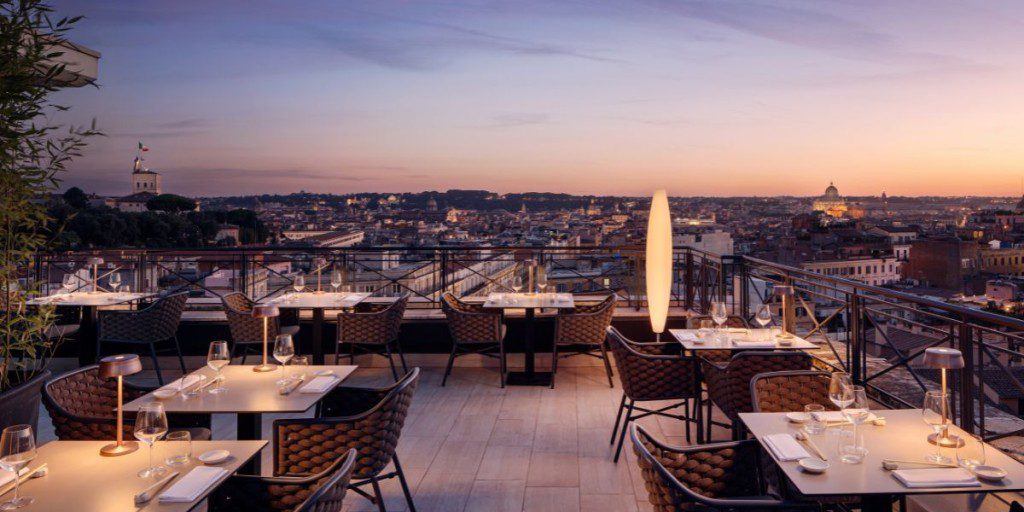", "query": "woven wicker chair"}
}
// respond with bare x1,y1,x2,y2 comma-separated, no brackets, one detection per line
222,292,301,364
209,448,356,512
335,294,409,381
701,351,813,440
95,292,188,385
630,424,819,511
440,292,506,387
42,365,211,441
551,294,616,389
750,370,835,413
607,326,701,462
687,314,749,364
274,368,420,512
